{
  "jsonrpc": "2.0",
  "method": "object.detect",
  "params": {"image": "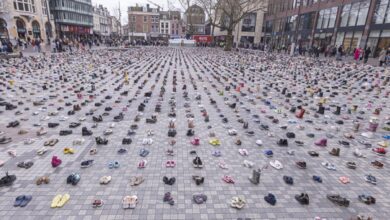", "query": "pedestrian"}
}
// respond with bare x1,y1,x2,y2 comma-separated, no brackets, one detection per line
363,47,371,64
379,48,386,66
354,47,361,62
336,45,343,61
